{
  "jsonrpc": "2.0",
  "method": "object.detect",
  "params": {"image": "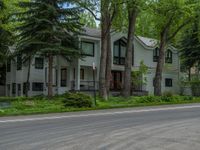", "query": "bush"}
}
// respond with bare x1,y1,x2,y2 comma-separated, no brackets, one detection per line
62,92,93,108
162,91,173,97
133,95,194,104
134,96,161,103
190,81,200,96
181,80,200,96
